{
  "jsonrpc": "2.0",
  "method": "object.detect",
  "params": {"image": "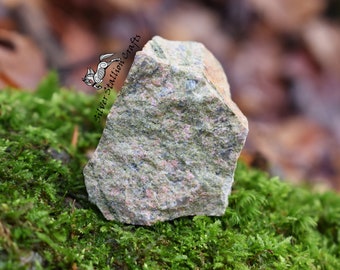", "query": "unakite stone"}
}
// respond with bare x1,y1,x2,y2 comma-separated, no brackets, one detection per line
84,36,248,225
